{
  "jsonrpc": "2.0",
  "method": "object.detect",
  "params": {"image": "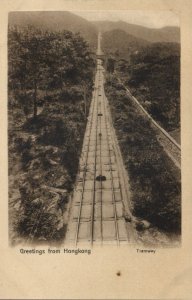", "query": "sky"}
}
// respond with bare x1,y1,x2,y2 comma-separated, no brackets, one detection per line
73,10,179,28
